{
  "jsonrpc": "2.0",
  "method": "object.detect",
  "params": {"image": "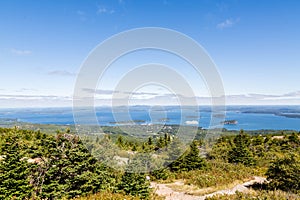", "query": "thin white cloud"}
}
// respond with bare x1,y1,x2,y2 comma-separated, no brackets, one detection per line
185,120,199,125
47,70,76,76
283,91,300,97
82,88,162,95
0,95,72,108
2,91,300,107
11,48,32,55
97,6,115,14
224,91,300,105
262,91,300,100
15,88,38,93
76,10,87,21
127,91,159,95
0,94,69,99
82,88,118,95
217,18,239,29
264,96,300,100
